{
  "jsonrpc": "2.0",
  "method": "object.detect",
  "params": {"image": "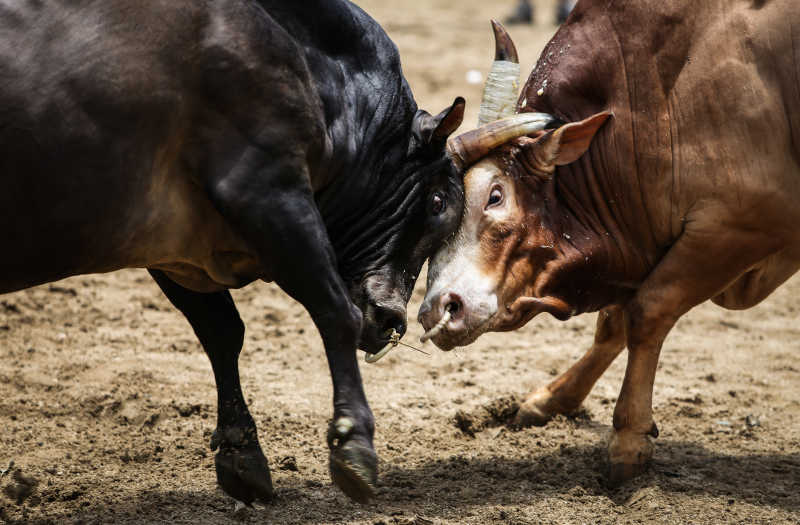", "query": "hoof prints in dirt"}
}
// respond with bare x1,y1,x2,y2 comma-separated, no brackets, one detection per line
1,466,39,505
453,396,520,437
453,396,593,437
